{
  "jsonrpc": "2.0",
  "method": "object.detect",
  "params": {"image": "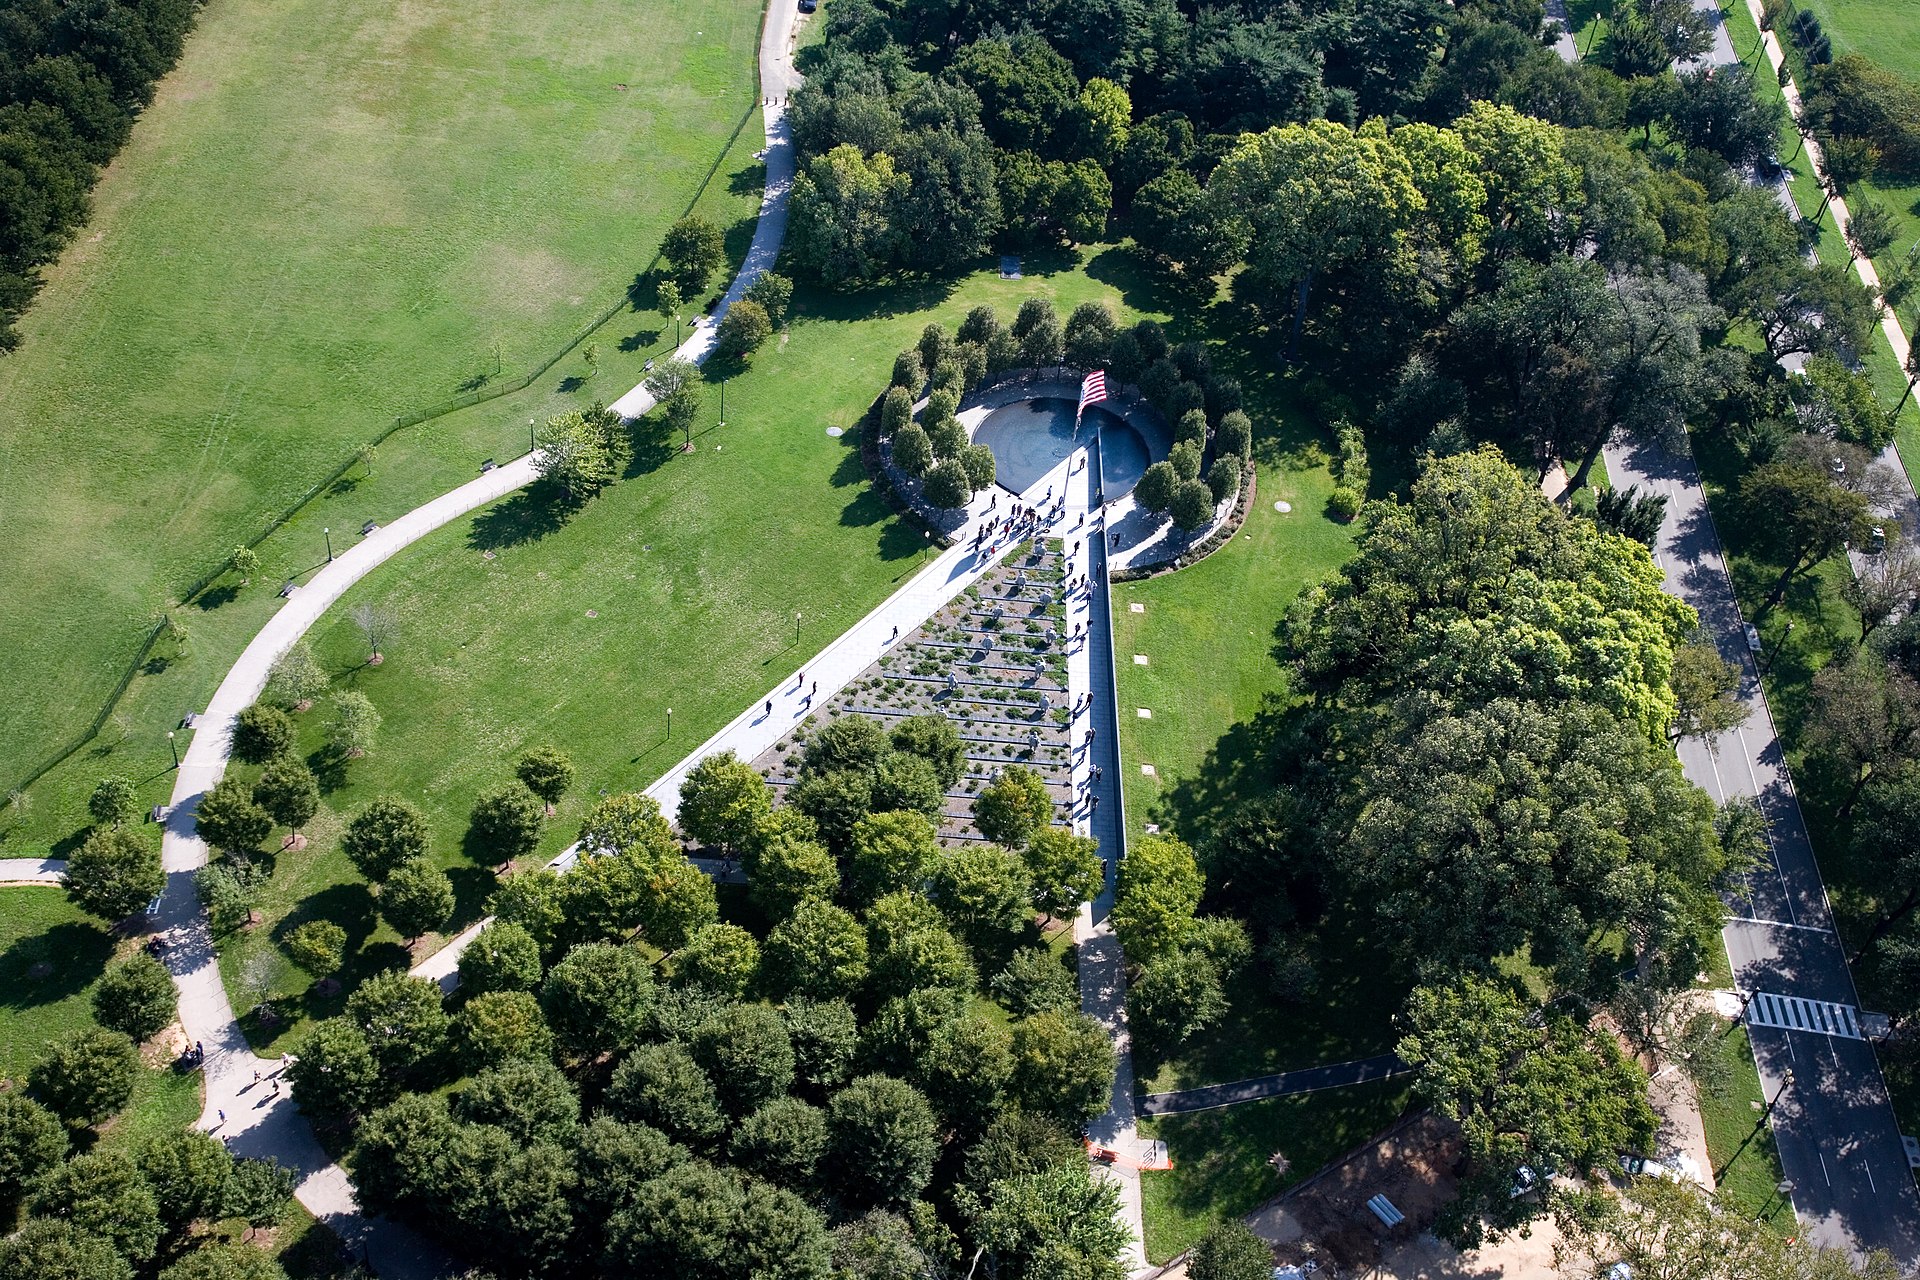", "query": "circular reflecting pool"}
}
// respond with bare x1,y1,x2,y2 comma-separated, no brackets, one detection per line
972,398,1152,497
